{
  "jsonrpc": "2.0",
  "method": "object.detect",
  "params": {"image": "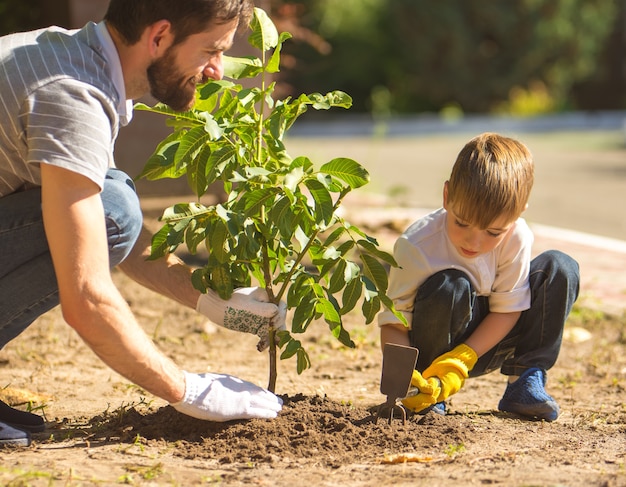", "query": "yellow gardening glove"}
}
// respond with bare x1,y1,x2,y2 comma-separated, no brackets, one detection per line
401,369,442,413
423,344,478,402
